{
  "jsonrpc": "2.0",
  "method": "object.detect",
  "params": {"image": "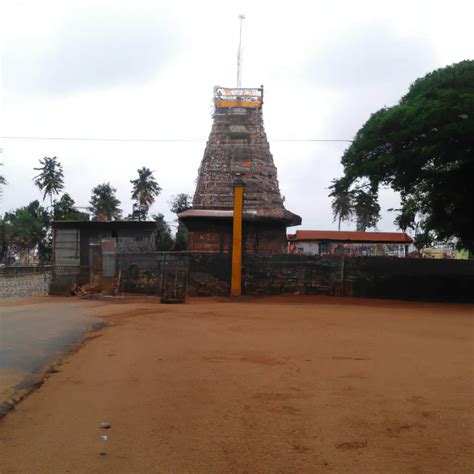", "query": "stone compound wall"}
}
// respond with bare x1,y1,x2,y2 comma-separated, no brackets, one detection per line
187,253,230,296
0,267,51,299
117,252,231,297
243,255,474,302
116,253,474,303
117,253,163,294
243,255,340,296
